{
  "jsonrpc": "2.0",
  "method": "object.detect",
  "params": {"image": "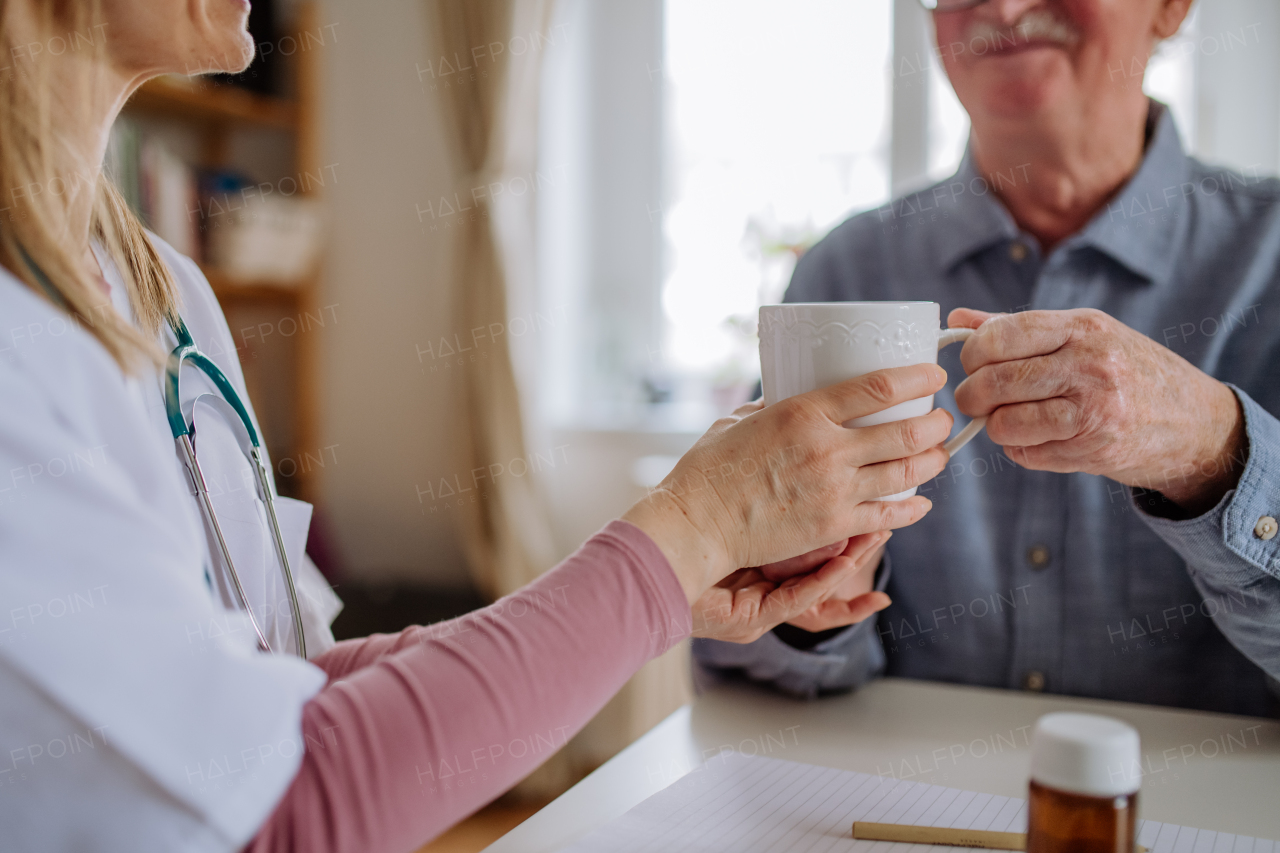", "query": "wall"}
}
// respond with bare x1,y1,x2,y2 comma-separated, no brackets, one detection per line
542,427,698,765
315,0,470,587
1194,0,1280,174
